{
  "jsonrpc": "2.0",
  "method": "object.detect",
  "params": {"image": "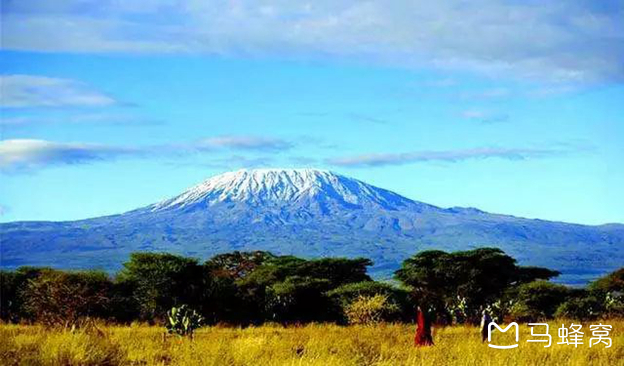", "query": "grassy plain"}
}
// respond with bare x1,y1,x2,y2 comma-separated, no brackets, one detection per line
1,320,622,365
